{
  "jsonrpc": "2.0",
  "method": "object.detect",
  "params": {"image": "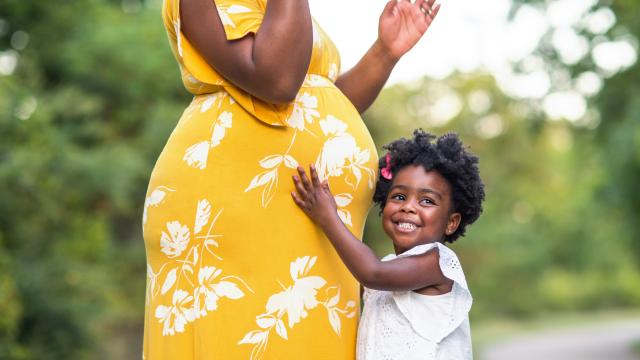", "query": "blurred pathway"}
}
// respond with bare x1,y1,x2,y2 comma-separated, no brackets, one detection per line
480,318,640,360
